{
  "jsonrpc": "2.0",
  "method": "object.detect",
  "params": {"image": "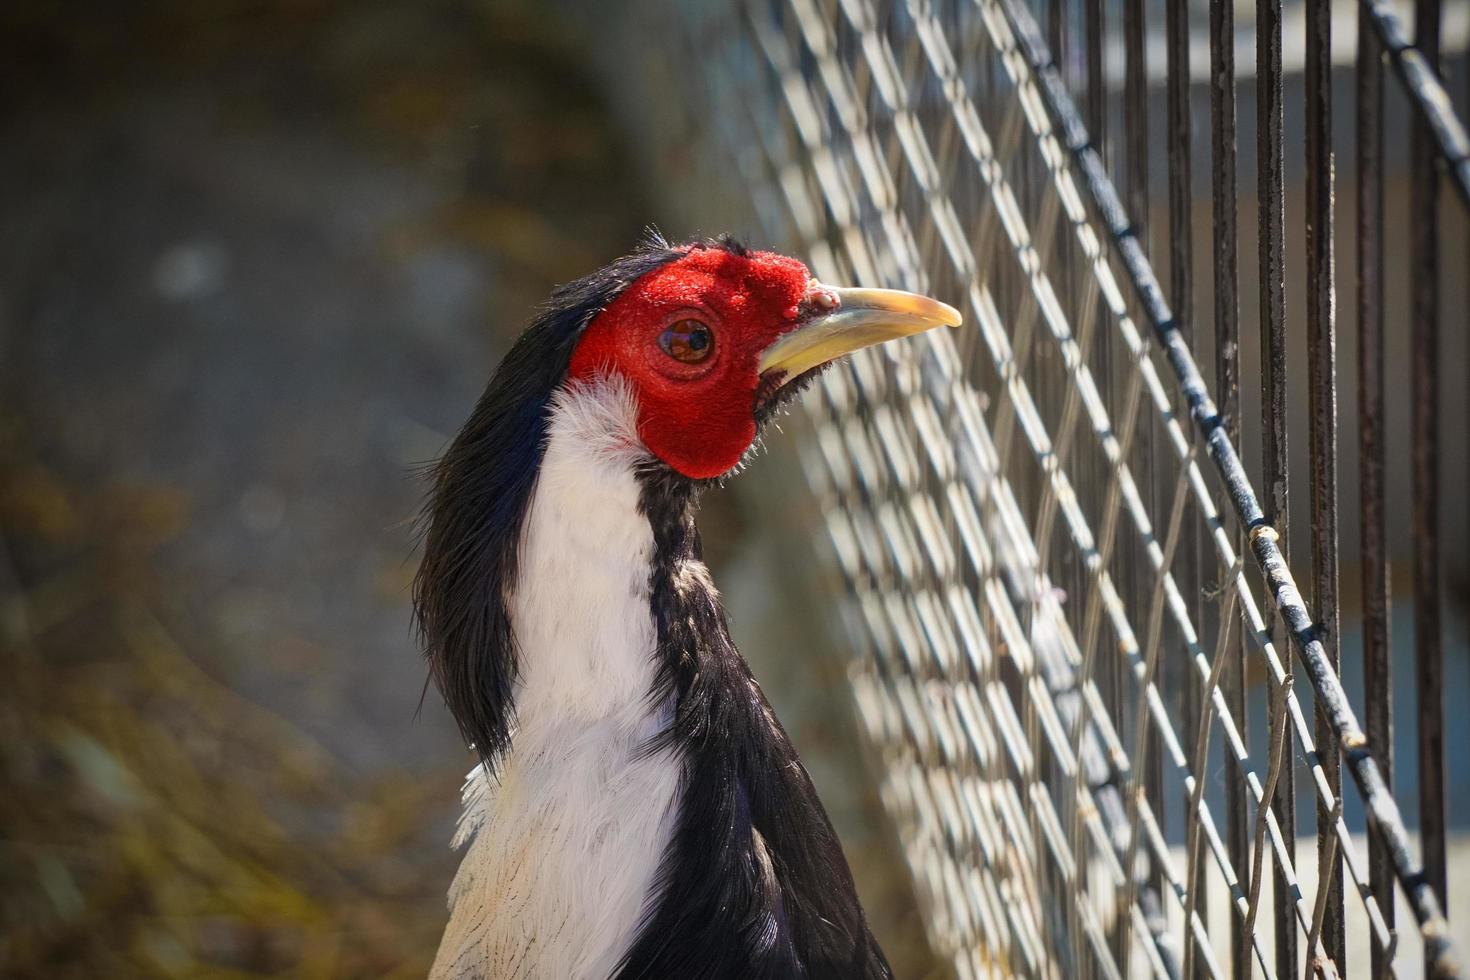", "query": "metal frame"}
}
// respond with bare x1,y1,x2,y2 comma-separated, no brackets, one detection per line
645,0,1465,976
